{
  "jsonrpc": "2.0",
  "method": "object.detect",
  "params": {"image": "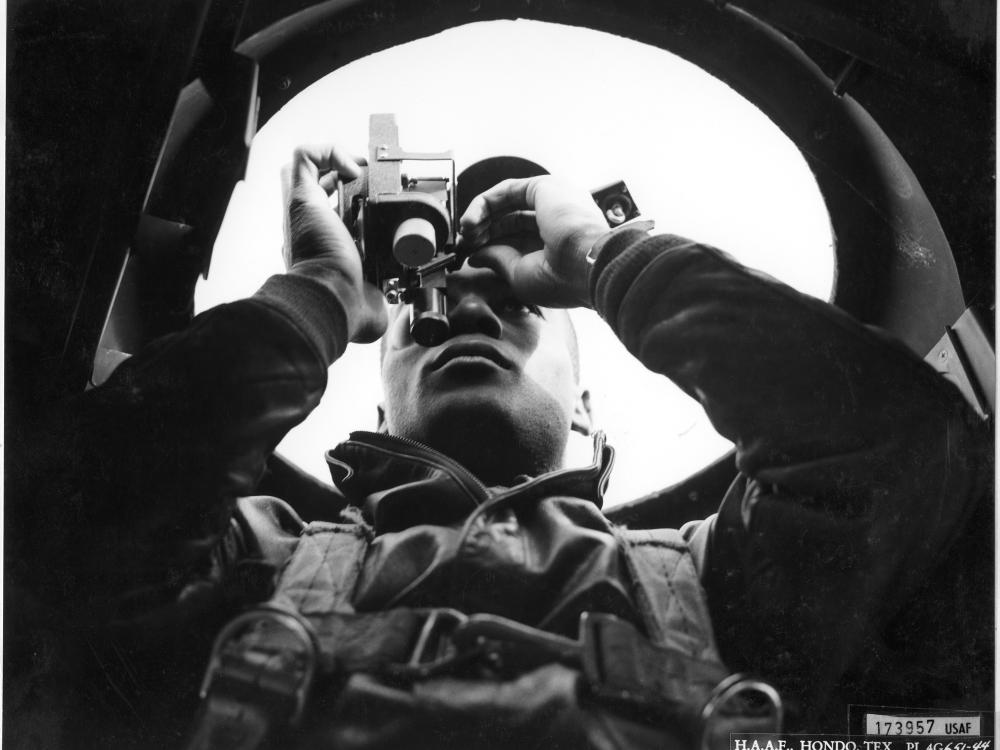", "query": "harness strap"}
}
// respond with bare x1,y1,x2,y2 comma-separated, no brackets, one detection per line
578,612,725,712
614,527,722,662
187,606,319,750
190,602,766,746
189,519,782,749
187,695,271,750
614,527,784,745
186,521,369,750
